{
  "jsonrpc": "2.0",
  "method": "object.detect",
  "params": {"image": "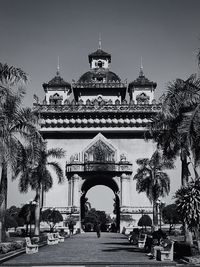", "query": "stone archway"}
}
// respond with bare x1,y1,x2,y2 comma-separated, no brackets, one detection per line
66,133,133,232
80,176,120,231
